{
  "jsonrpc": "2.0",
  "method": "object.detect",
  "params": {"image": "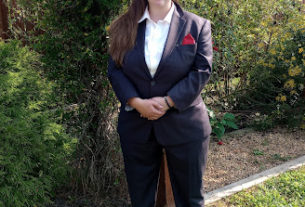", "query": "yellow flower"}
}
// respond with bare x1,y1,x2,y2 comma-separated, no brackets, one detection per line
282,74,287,78
278,52,284,60
288,66,302,77
258,42,265,48
269,48,276,55
257,59,264,65
275,96,280,101
295,66,302,75
290,90,297,95
269,63,275,69
284,59,290,63
282,33,291,40
284,79,295,89
280,95,287,102
276,94,287,102
301,123,305,130
105,25,110,31
288,68,295,76
291,56,296,61
261,21,267,27
299,48,304,53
